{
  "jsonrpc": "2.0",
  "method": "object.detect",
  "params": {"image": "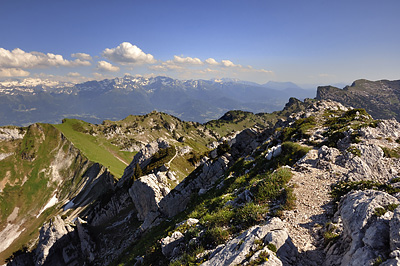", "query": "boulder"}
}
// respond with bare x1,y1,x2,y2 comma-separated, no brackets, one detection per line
161,231,184,259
